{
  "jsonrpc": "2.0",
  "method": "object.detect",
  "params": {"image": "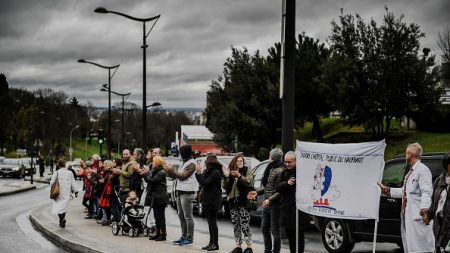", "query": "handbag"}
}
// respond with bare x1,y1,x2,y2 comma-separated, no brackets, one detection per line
50,172,60,199
246,198,258,211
